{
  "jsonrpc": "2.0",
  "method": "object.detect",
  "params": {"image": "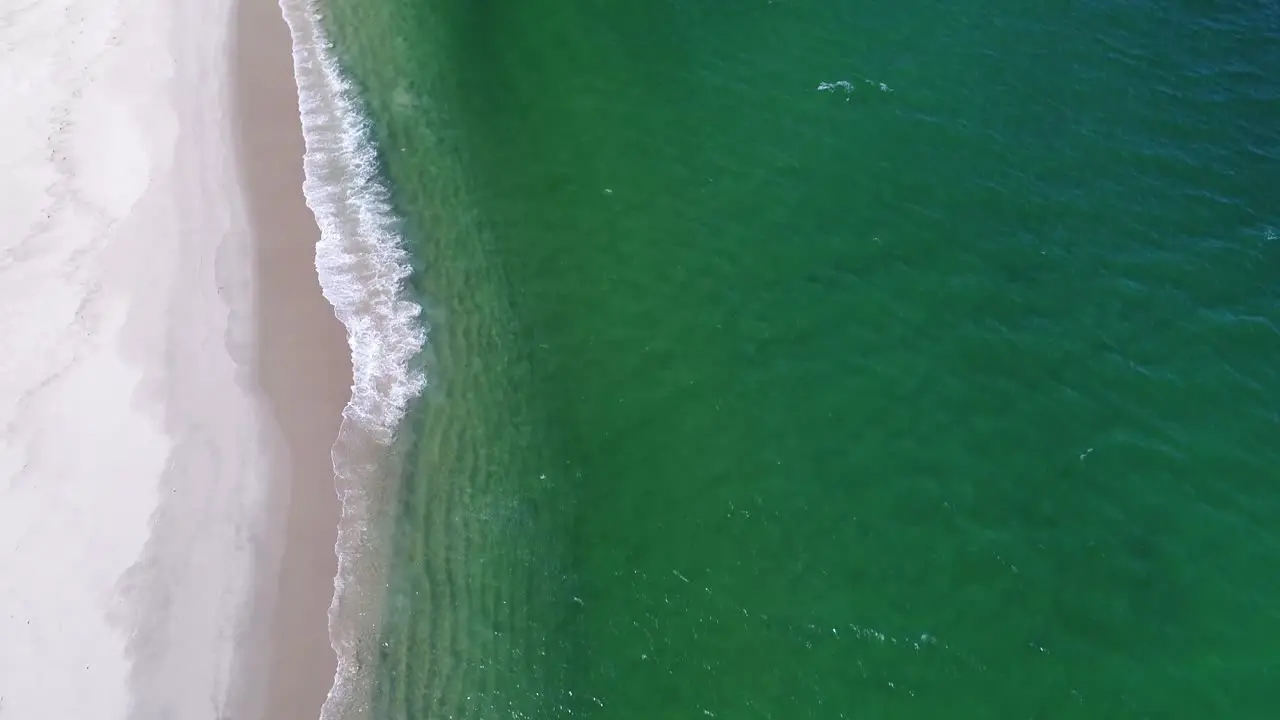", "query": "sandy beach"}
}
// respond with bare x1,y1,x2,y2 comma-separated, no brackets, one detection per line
0,0,349,717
